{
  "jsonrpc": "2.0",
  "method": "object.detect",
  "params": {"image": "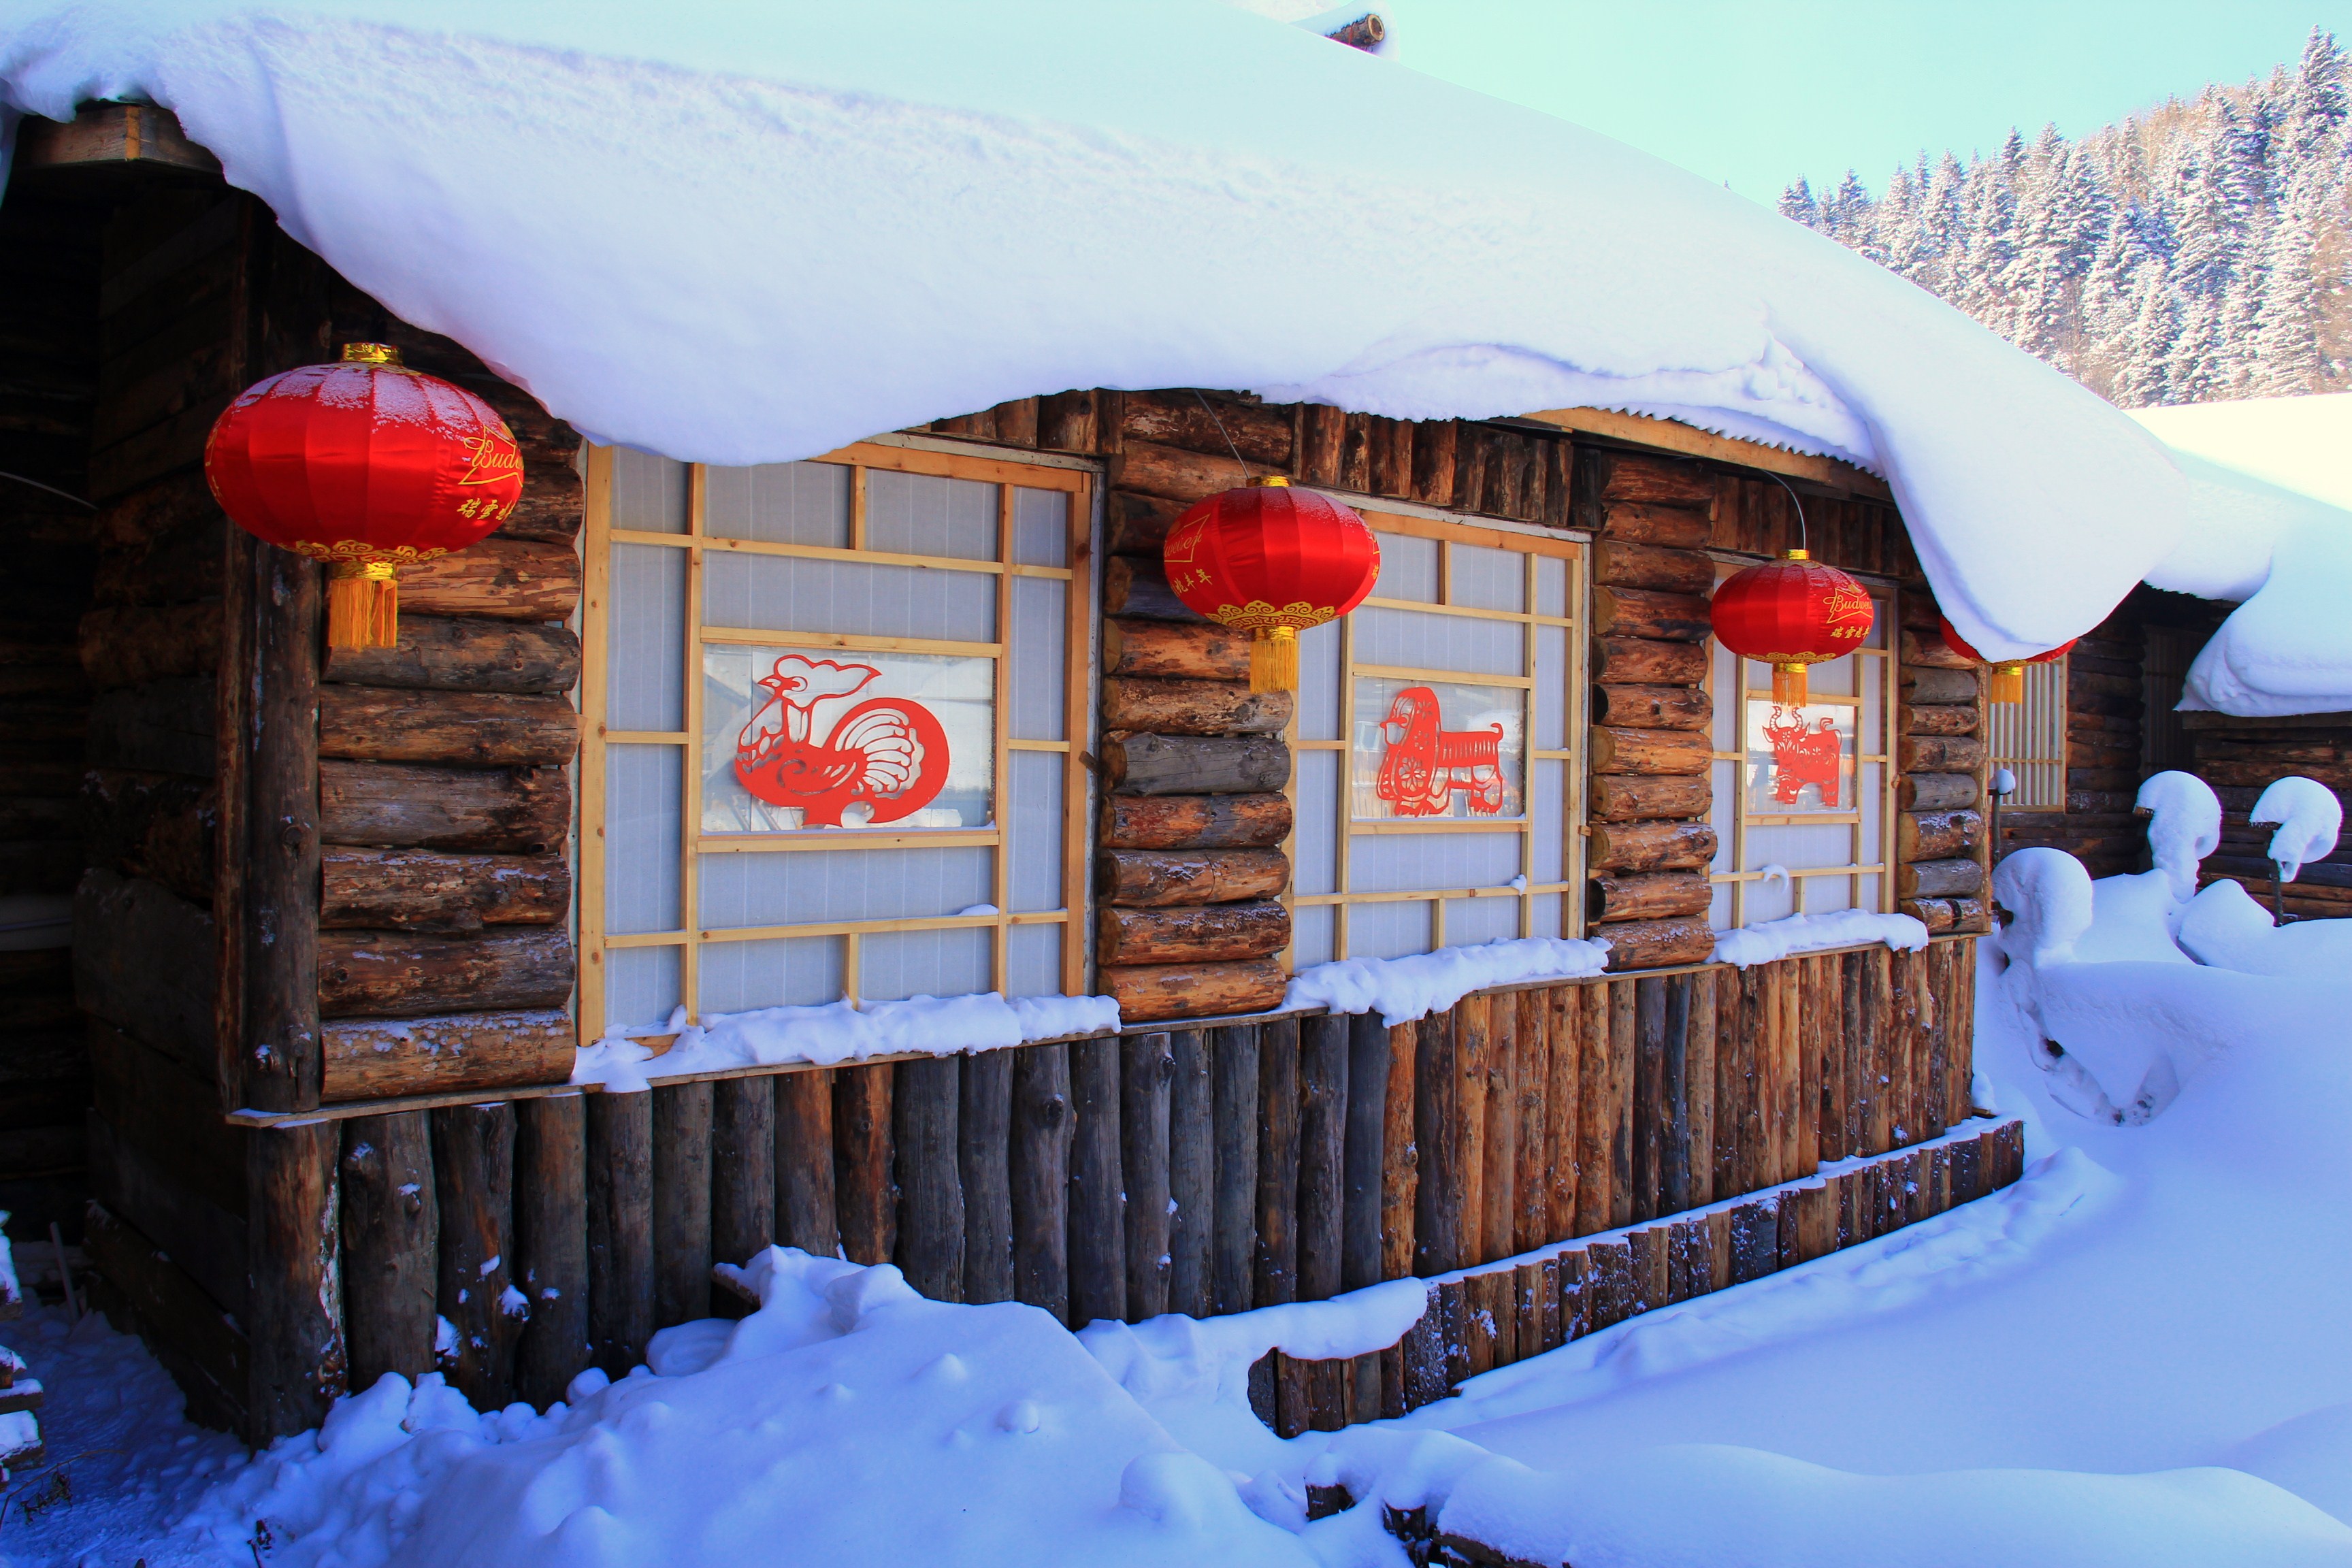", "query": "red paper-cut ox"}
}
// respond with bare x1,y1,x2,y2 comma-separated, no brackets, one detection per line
1375,686,1505,816
1761,707,1842,807
734,656,950,827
